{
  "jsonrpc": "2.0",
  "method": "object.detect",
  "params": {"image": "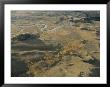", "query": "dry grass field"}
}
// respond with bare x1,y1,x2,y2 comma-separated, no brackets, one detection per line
11,11,100,77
